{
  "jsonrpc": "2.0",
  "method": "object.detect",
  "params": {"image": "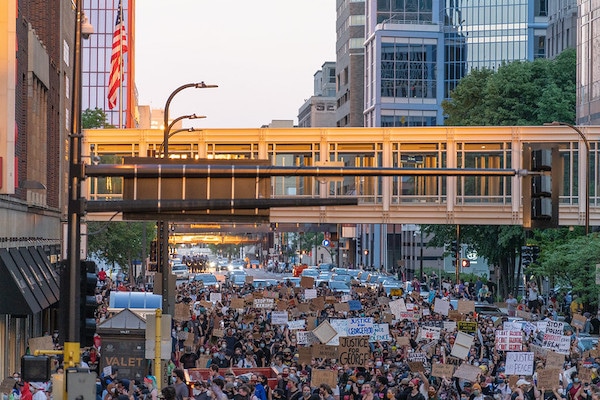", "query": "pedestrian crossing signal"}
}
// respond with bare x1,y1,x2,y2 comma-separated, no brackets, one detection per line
461,258,470,268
